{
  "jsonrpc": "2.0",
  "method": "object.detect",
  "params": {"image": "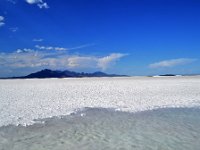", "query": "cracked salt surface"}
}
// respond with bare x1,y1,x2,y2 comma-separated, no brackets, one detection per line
0,76,200,127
